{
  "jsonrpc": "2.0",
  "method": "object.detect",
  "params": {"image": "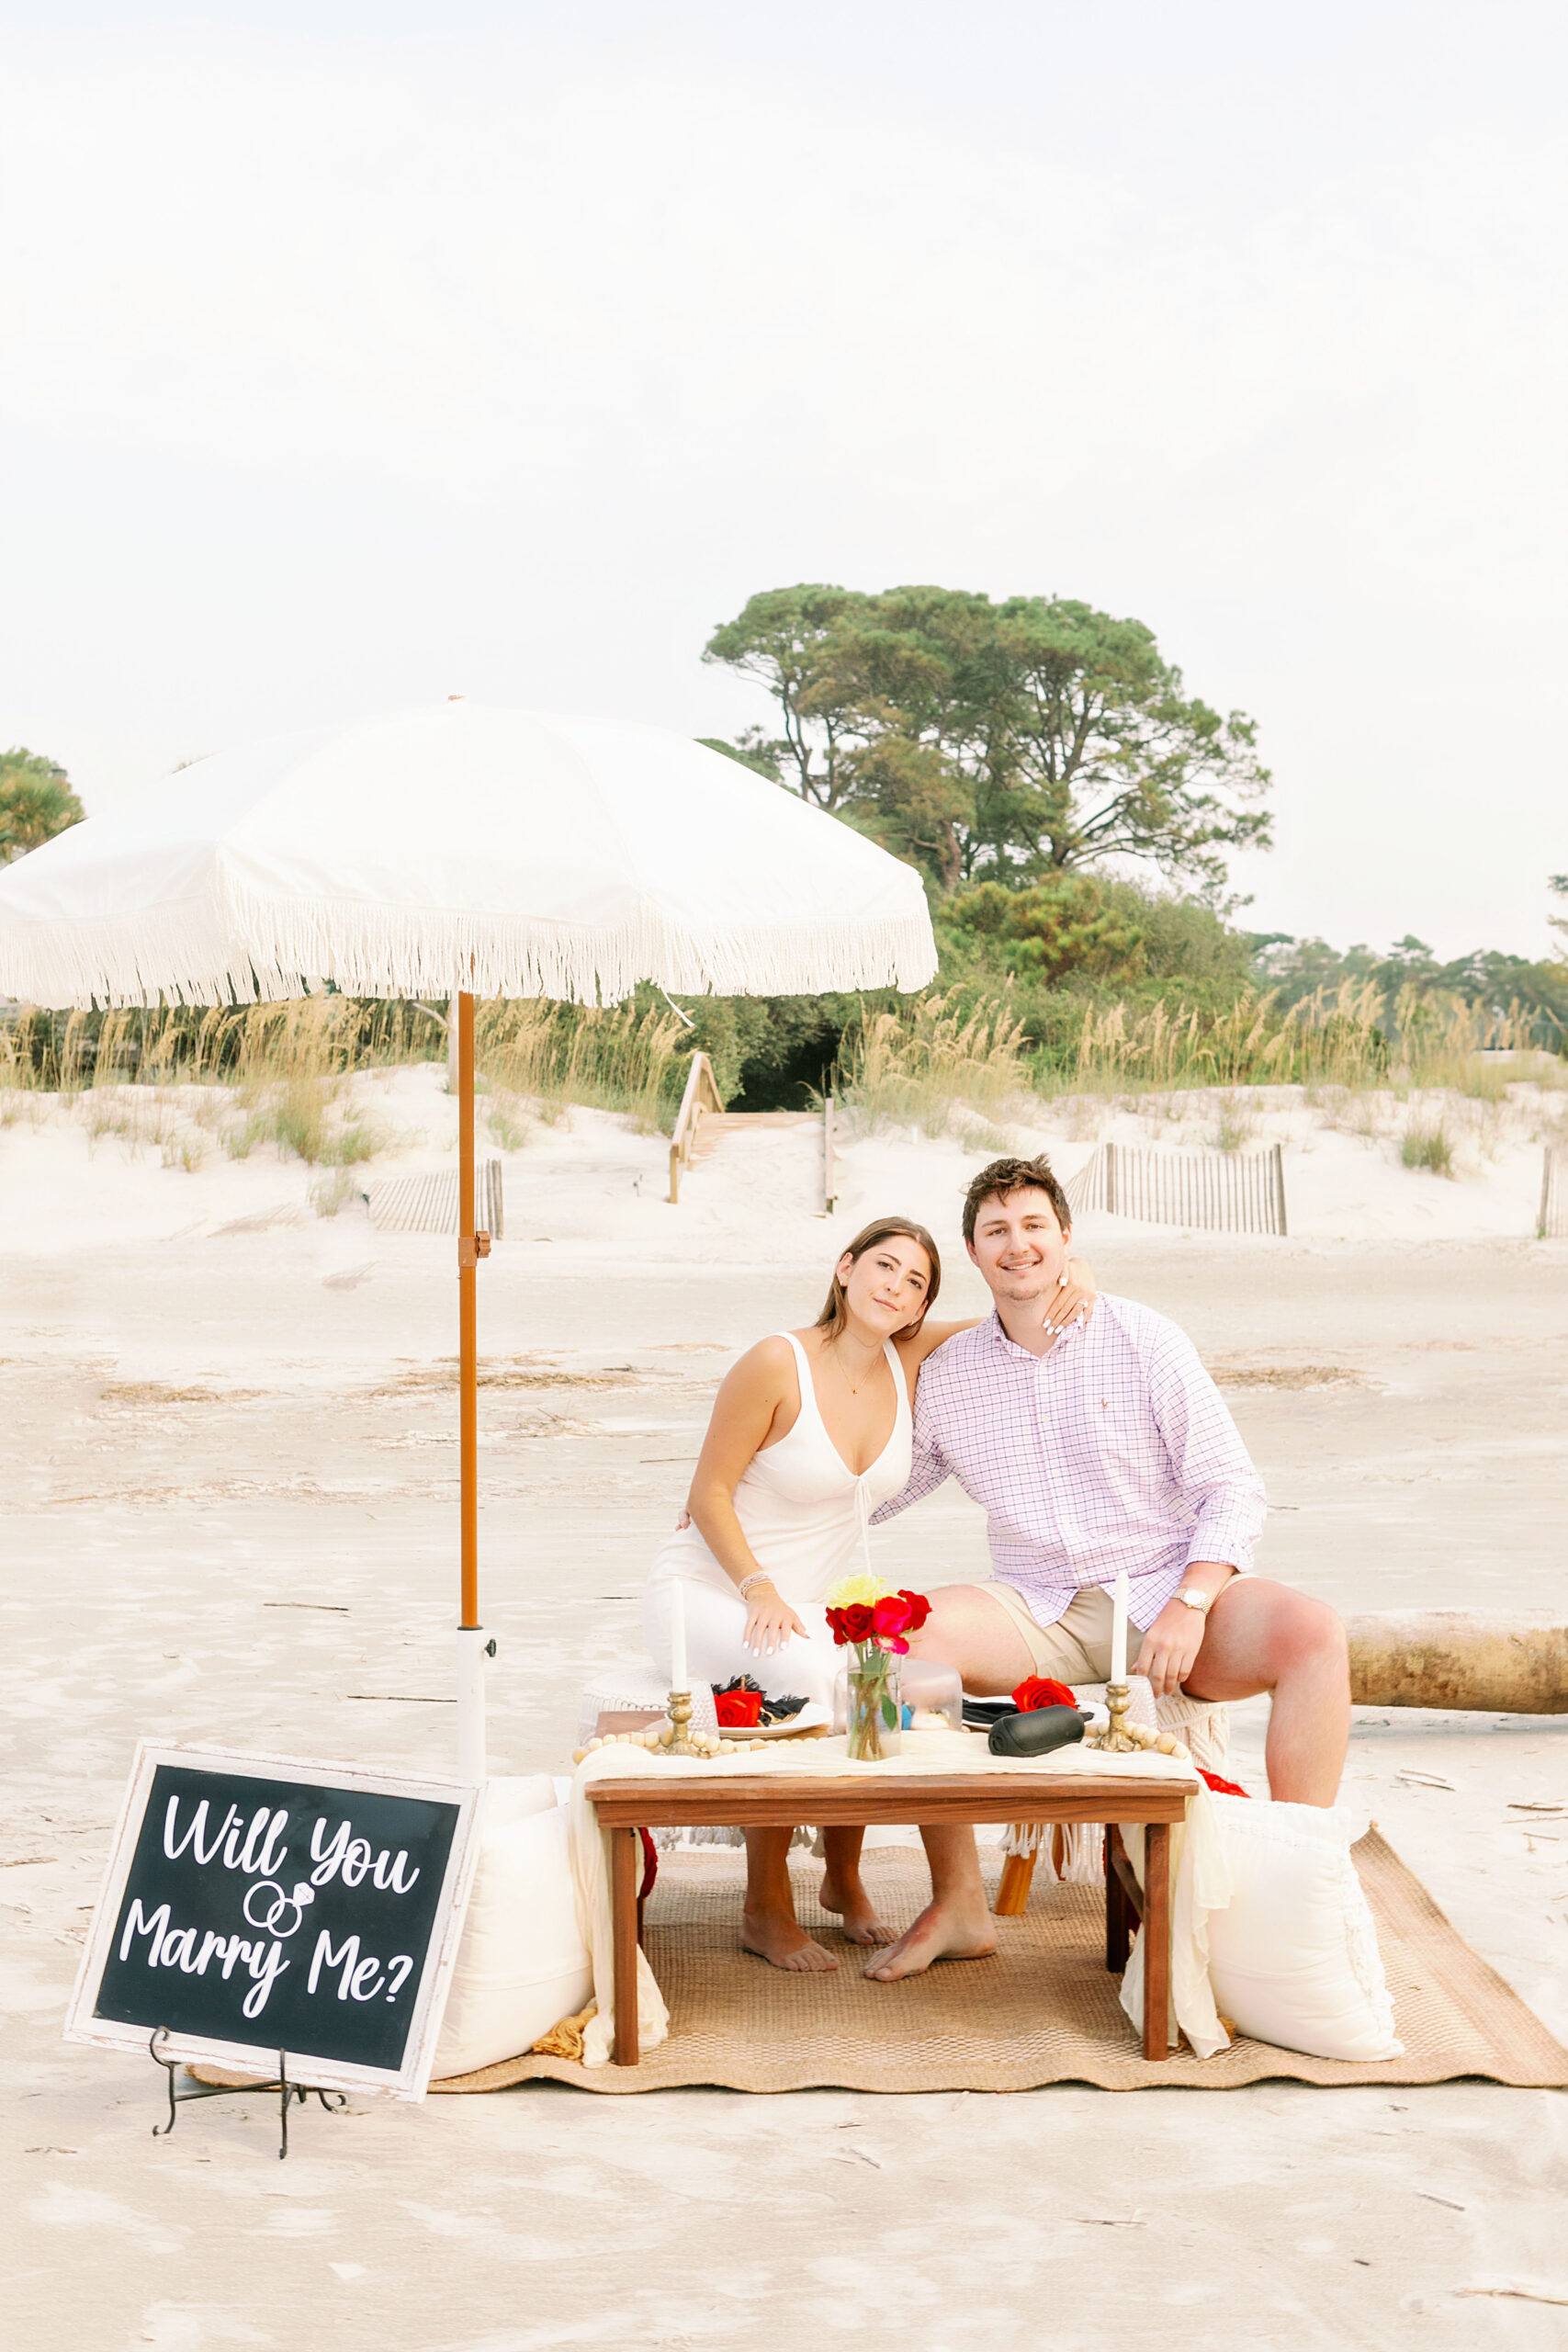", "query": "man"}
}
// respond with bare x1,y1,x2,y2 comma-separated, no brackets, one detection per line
863,1152,1349,1984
